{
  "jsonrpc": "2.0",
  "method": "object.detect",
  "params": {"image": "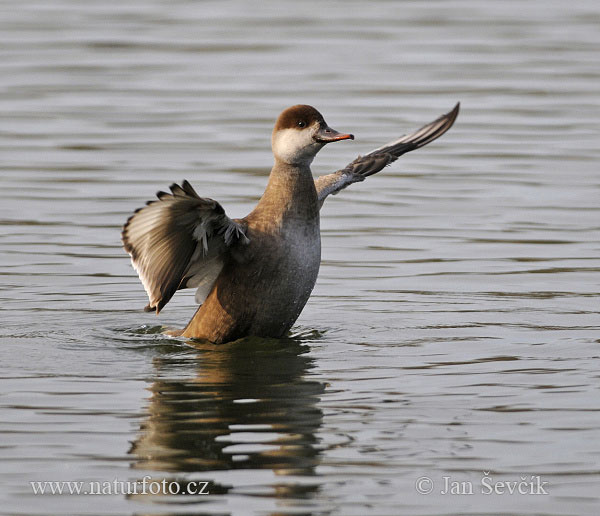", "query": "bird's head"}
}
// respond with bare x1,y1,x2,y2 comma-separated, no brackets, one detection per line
271,105,354,166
